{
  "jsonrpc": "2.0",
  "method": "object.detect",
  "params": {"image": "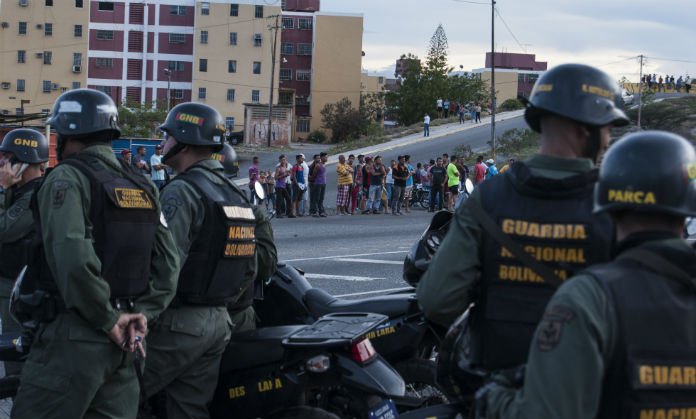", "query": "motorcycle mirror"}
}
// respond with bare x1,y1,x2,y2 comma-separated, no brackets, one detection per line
464,179,474,195
254,181,266,201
